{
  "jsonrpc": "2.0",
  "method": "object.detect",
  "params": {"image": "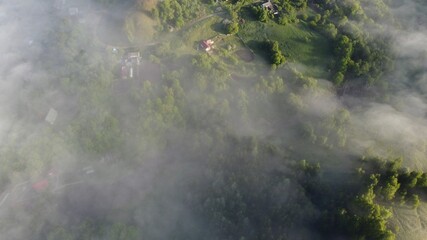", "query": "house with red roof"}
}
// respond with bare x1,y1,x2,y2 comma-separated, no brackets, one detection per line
32,179,49,191
200,39,214,52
